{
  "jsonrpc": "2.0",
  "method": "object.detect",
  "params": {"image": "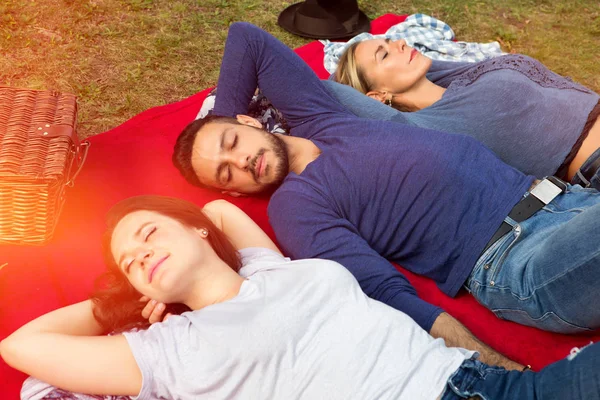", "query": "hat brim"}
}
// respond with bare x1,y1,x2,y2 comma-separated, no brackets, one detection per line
277,3,371,40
